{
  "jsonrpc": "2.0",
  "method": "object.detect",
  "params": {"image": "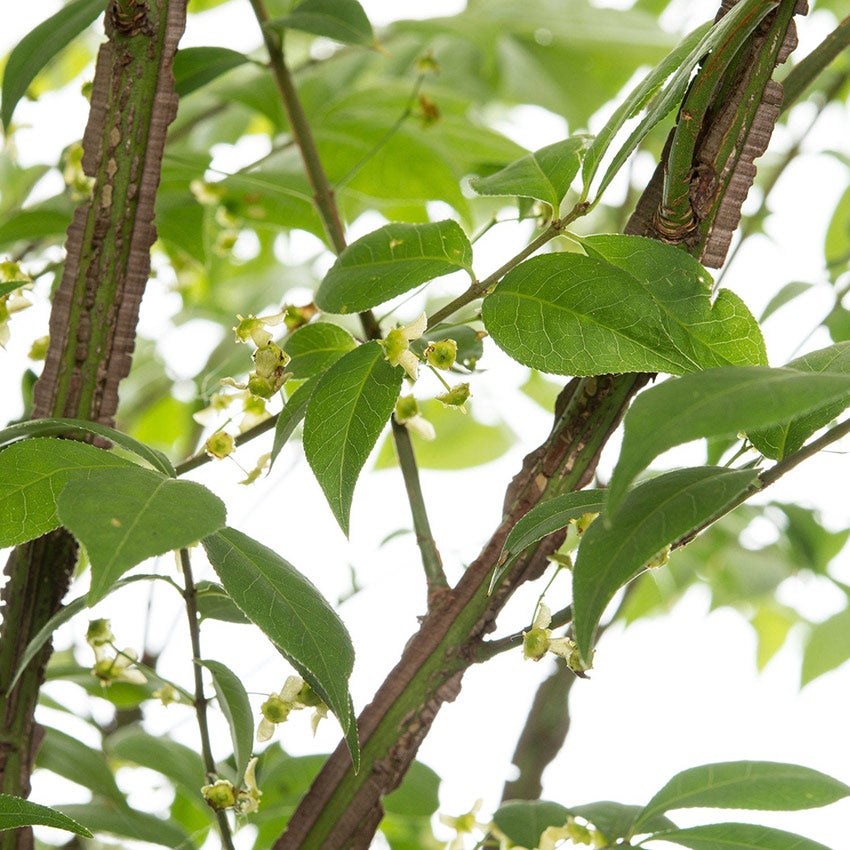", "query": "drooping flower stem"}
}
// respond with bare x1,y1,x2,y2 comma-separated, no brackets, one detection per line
179,547,237,850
